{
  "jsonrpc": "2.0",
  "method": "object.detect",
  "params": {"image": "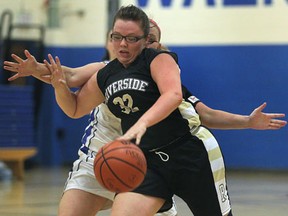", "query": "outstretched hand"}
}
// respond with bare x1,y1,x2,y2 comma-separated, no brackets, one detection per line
249,102,287,130
44,54,67,88
3,50,38,81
